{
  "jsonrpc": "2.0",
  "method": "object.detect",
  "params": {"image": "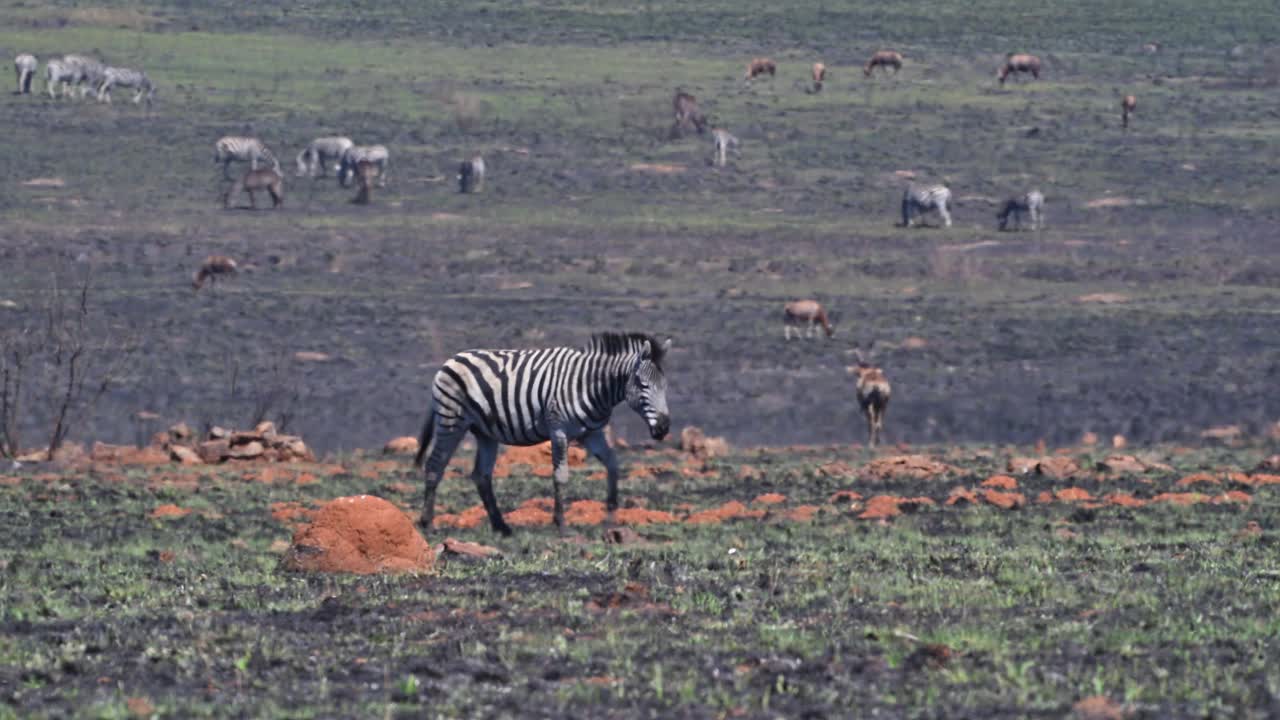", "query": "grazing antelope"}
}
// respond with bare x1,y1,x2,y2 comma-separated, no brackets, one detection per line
351,160,380,205
711,128,739,167
14,54,36,94
744,57,777,81
783,300,833,340
192,255,238,292
458,155,485,193
850,356,891,448
997,190,1045,231
997,54,1042,85
902,184,953,228
811,62,827,93
864,50,904,77
1121,94,1137,129
671,91,707,137
224,167,283,210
